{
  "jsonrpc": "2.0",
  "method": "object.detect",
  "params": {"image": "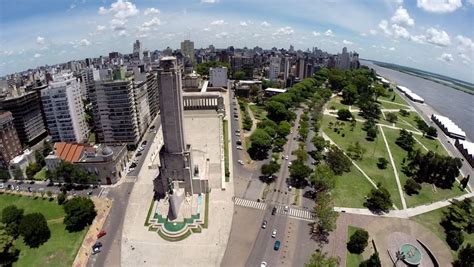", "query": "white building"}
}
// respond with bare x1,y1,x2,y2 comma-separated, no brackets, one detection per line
209,67,228,87
41,72,88,143
283,57,290,81
269,56,281,81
